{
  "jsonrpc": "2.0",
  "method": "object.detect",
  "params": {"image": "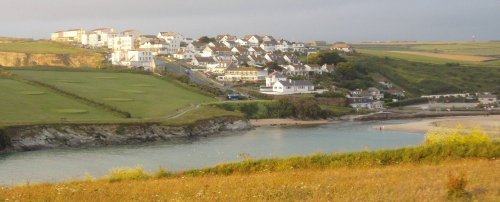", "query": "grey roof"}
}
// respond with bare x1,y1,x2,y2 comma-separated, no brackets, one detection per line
479,94,497,99
277,80,313,87
348,97,373,104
